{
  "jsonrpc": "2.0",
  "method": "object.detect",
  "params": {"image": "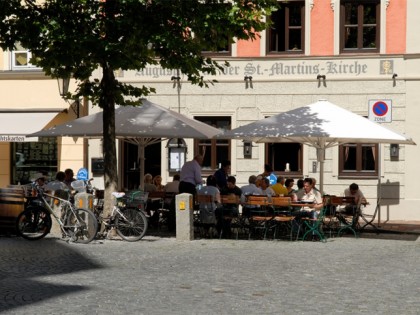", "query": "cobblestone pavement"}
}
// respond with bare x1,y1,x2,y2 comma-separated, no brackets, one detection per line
1,234,419,315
